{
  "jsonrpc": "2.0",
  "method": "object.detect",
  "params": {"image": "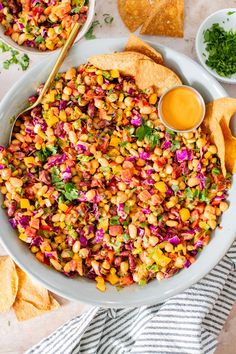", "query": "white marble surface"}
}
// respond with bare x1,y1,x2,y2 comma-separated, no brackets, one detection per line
0,0,236,353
